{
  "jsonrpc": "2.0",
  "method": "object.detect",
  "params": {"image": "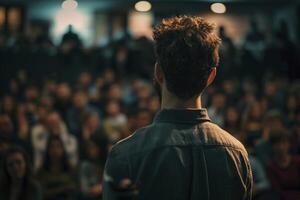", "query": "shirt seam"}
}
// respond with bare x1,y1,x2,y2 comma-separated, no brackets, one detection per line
111,143,246,160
